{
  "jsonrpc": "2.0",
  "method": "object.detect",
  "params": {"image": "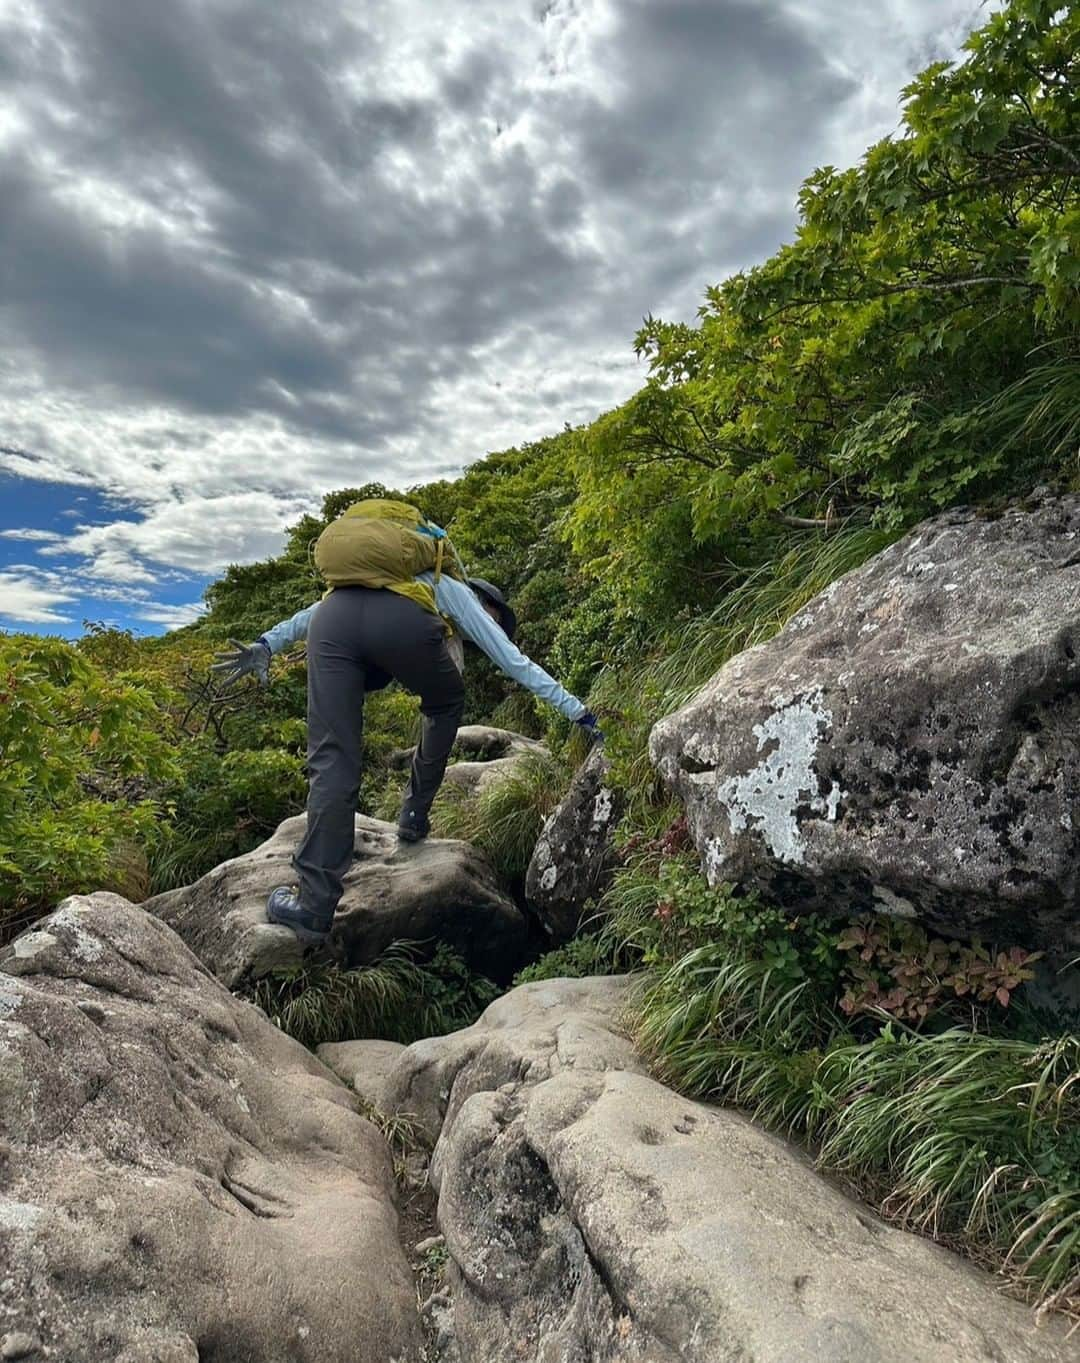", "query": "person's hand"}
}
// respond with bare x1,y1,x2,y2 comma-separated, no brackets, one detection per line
576,710,604,743
211,638,271,688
